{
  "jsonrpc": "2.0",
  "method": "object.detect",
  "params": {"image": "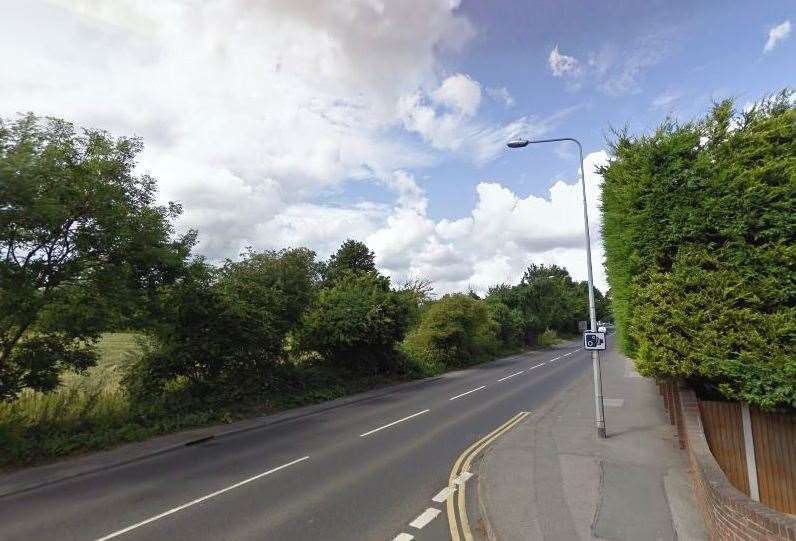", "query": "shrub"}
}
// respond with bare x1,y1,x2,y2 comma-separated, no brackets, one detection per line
537,329,559,348
298,271,416,374
600,91,795,408
127,248,319,396
401,294,500,371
